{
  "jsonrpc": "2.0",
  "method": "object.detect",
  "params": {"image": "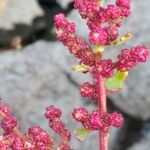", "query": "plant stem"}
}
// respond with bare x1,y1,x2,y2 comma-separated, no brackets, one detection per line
97,75,108,150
